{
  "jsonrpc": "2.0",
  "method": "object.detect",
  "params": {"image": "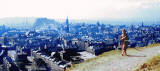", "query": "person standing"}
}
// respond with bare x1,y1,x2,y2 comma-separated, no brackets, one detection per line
120,29,129,56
